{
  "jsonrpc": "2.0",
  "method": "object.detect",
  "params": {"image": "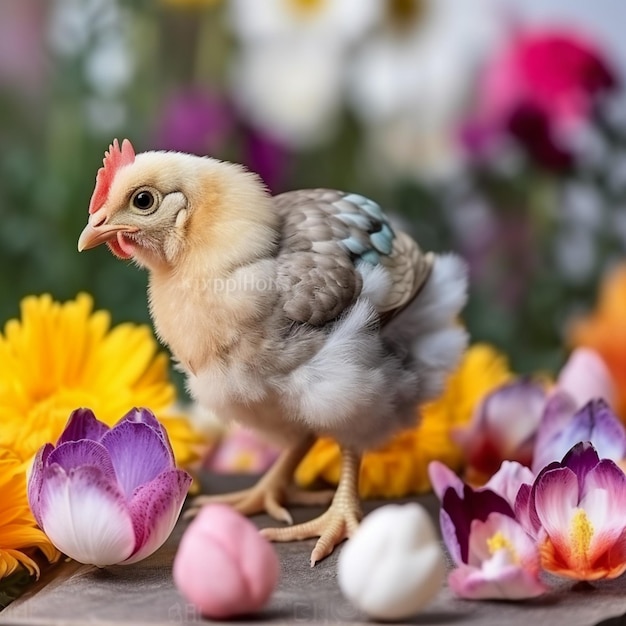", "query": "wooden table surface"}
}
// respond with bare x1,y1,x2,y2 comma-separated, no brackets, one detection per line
2,474,626,626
